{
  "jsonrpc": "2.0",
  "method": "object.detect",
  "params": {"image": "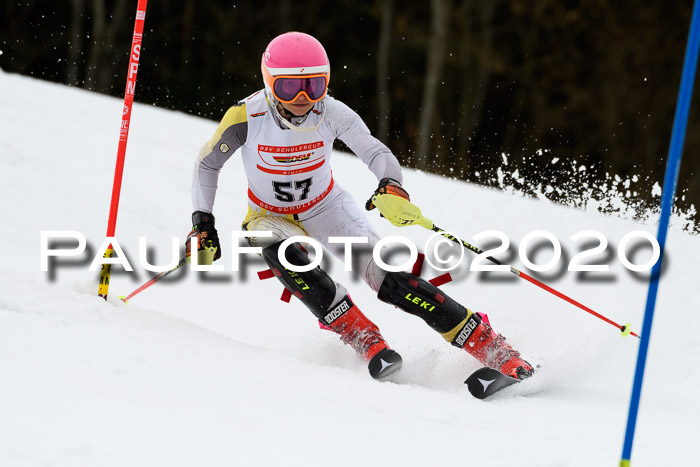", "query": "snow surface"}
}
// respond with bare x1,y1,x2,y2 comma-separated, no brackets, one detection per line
1,70,699,466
